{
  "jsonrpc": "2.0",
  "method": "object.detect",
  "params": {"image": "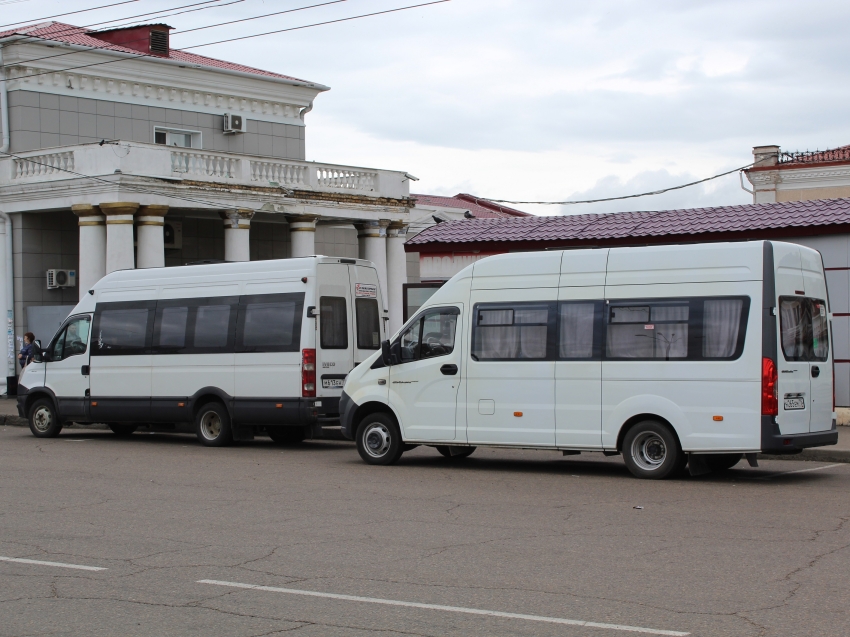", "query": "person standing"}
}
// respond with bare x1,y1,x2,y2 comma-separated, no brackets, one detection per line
18,332,35,369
